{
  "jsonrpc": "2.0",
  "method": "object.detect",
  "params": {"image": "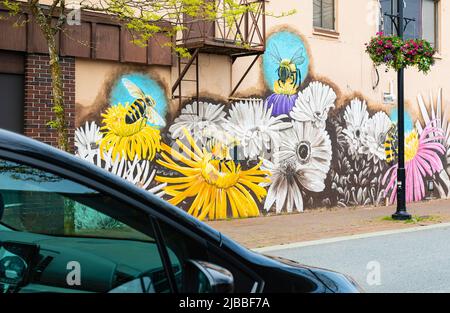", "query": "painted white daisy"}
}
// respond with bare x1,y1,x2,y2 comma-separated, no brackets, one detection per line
76,145,165,196
103,152,165,196
290,81,337,129
74,121,102,161
342,98,369,157
361,111,392,162
262,121,332,213
222,99,292,159
168,101,227,143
